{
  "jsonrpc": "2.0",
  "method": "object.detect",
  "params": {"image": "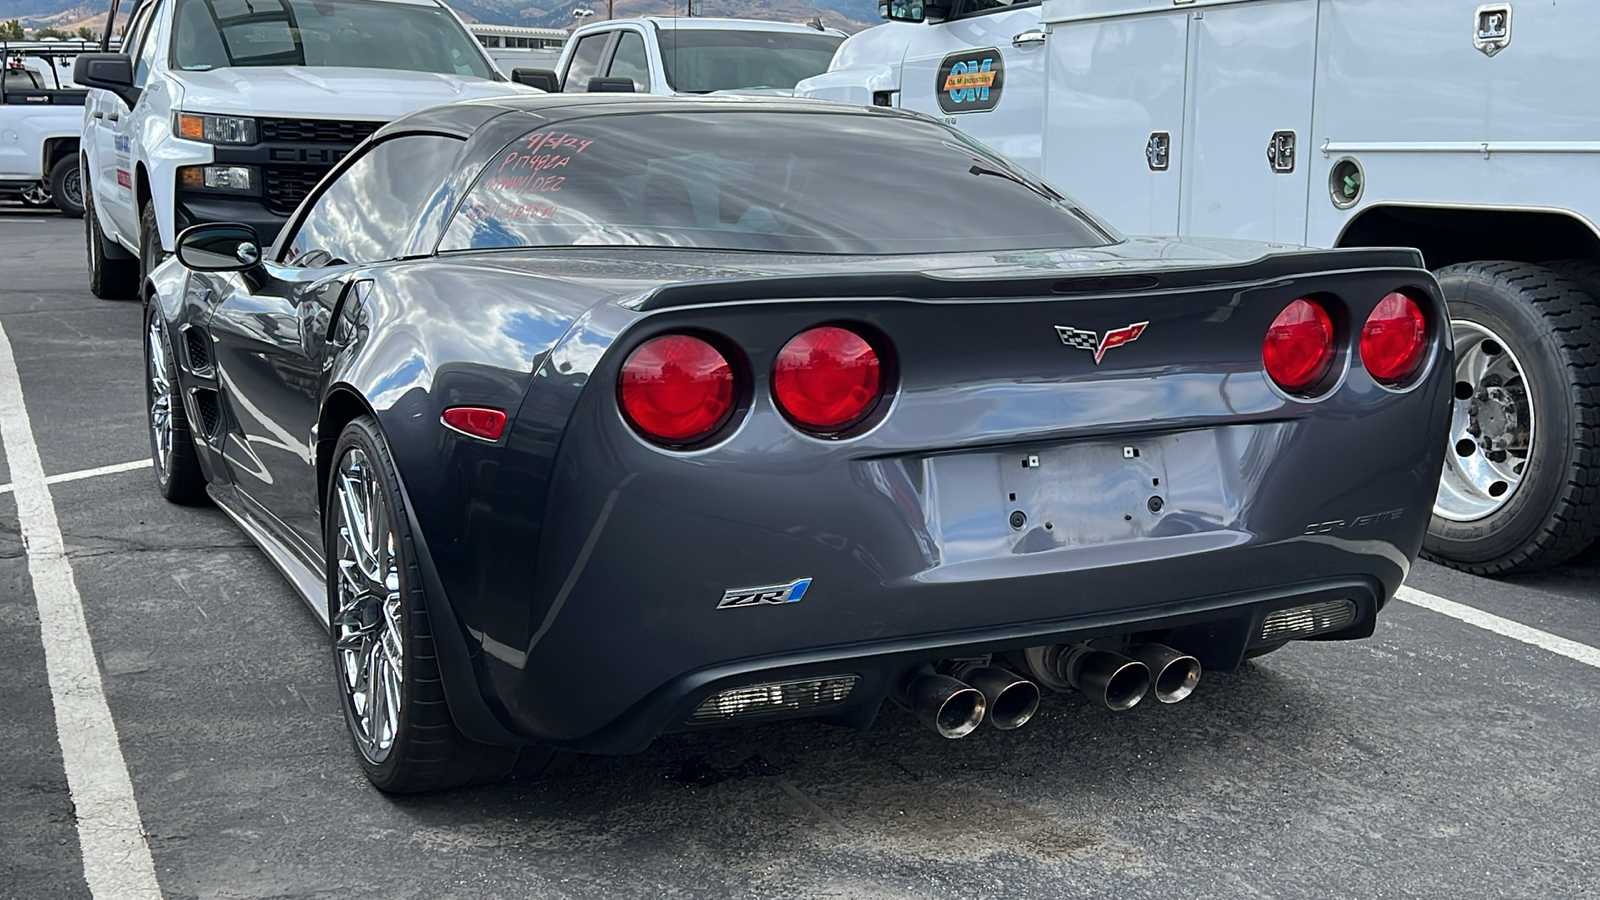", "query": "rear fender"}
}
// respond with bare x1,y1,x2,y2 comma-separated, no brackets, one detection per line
322,263,621,740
